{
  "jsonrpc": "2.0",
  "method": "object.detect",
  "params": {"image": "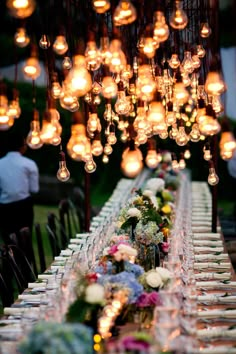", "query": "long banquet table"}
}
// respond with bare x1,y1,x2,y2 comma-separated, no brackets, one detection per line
0,169,236,354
